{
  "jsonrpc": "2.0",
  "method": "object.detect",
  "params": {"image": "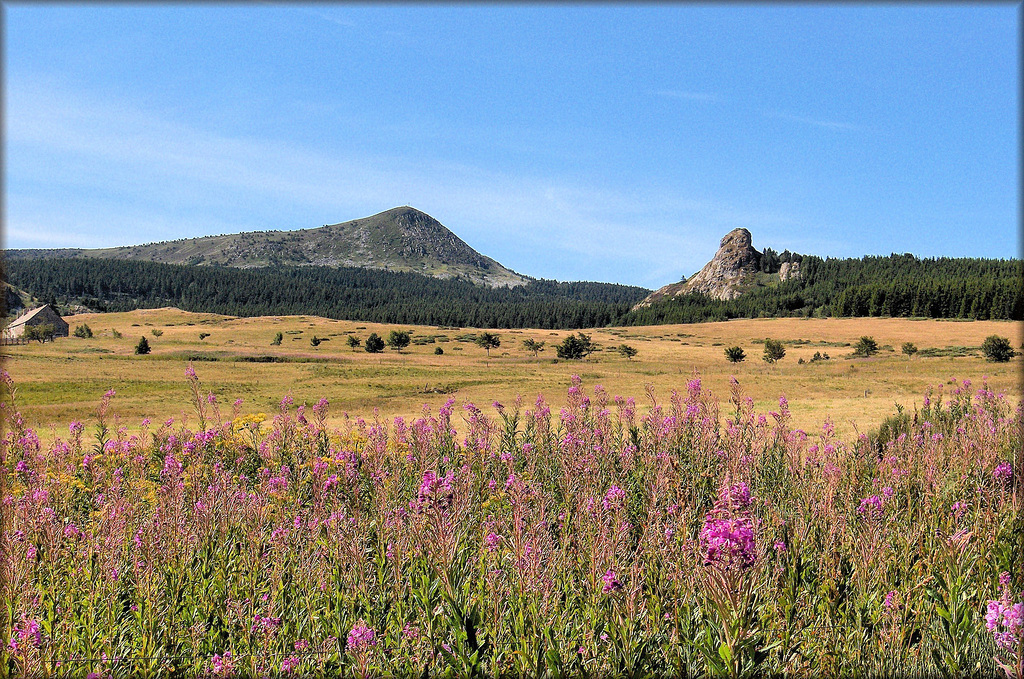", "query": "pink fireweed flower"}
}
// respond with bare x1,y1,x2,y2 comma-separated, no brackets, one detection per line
416,469,455,511
251,615,282,635
857,495,884,520
993,462,1013,486
210,651,235,676
185,364,197,379
700,480,759,570
484,532,501,552
700,515,757,569
718,482,753,511
603,485,626,512
10,617,42,650
884,590,898,611
987,571,1023,653
986,600,1023,651
347,622,377,651
602,569,622,593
